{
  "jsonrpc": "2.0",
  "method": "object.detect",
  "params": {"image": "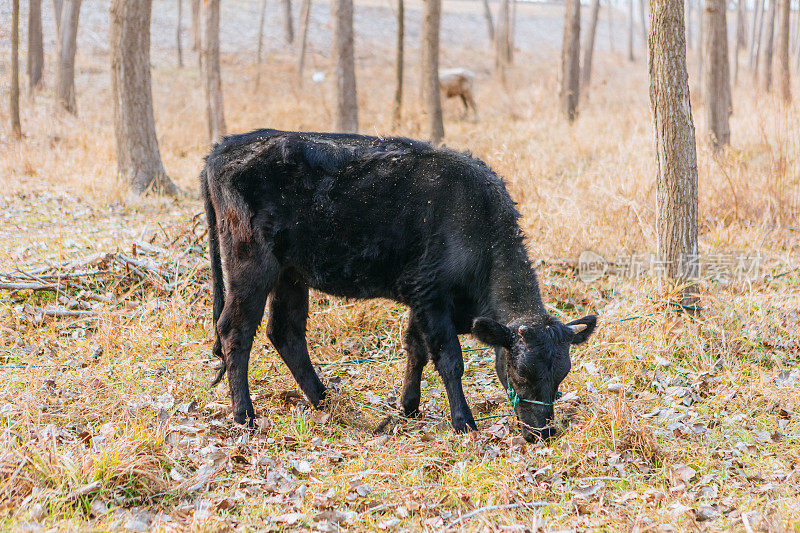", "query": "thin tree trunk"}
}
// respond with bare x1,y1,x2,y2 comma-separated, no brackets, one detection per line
422,0,444,143
256,0,267,89
110,0,178,196
509,0,517,63
628,0,635,60
609,0,615,52
750,0,762,66
11,0,22,139
704,0,731,149
283,0,295,44
332,0,358,132
296,0,311,84
561,0,581,121
686,0,693,49
582,0,601,92
53,0,63,37
763,0,776,89
496,0,510,80
733,0,746,85
649,0,700,292
28,0,44,90
776,0,791,100
697,0,703,94
55,0,81,114
392,0,404,128
640,0,648,48
203,0,226,143
191,0,201,51
753,0,765,75
482,0,495,41
176,0,183,67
